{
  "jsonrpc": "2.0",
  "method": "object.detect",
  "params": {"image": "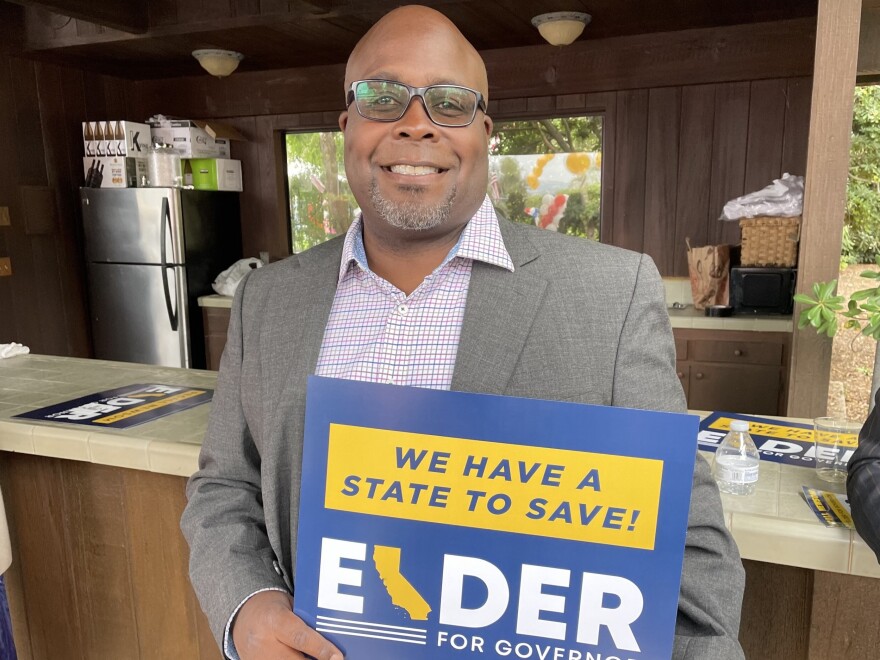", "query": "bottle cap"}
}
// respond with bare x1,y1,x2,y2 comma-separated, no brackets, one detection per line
730,420,749,432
